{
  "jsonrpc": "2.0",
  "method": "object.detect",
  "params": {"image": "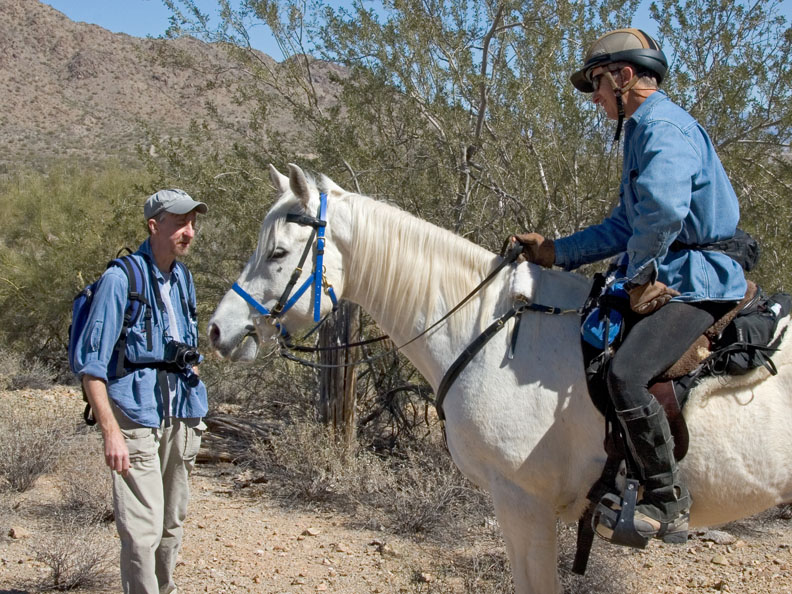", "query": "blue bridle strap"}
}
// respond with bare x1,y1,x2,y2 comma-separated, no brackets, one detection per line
232,192,336,335
231,281,288,337
313,194,329,322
